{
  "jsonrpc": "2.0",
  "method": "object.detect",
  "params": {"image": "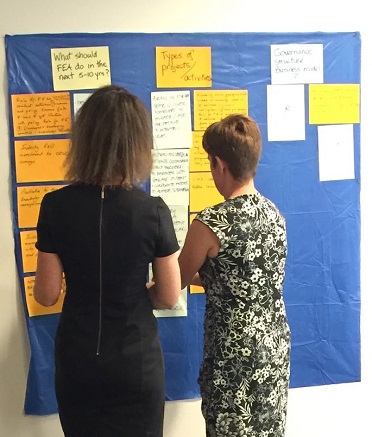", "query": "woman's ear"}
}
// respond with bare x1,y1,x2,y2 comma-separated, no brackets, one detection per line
215,156,228,174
